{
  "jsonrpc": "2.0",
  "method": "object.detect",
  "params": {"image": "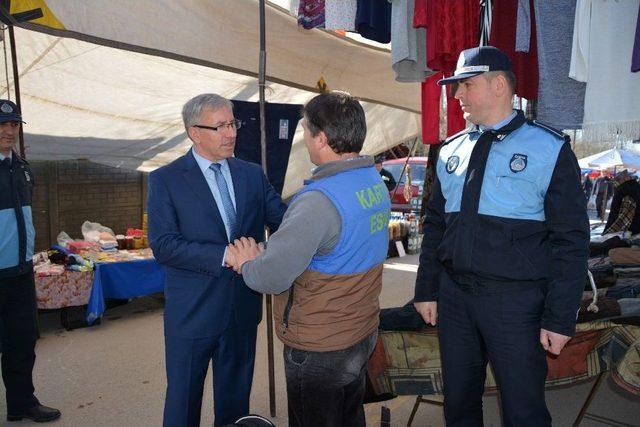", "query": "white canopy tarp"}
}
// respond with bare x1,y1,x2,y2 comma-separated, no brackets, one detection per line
578,148,640,171
1,0,421,197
